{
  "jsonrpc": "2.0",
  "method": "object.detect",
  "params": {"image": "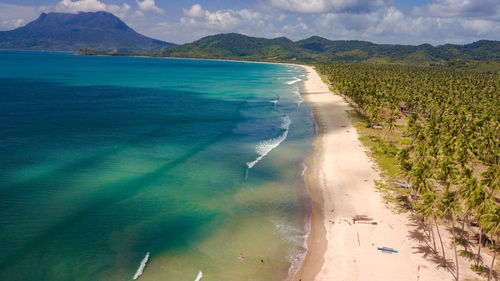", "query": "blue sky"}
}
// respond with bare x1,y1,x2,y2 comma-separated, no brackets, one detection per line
0,0,498,45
